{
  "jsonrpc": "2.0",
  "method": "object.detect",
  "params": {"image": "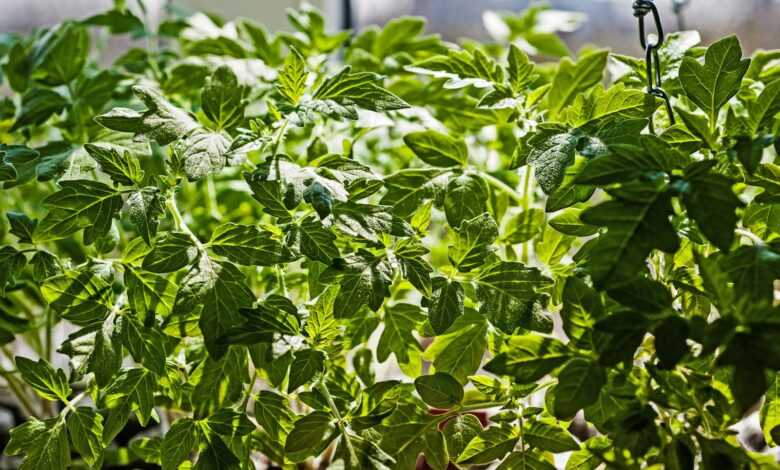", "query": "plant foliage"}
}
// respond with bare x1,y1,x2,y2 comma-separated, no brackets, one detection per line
1,2,780,469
